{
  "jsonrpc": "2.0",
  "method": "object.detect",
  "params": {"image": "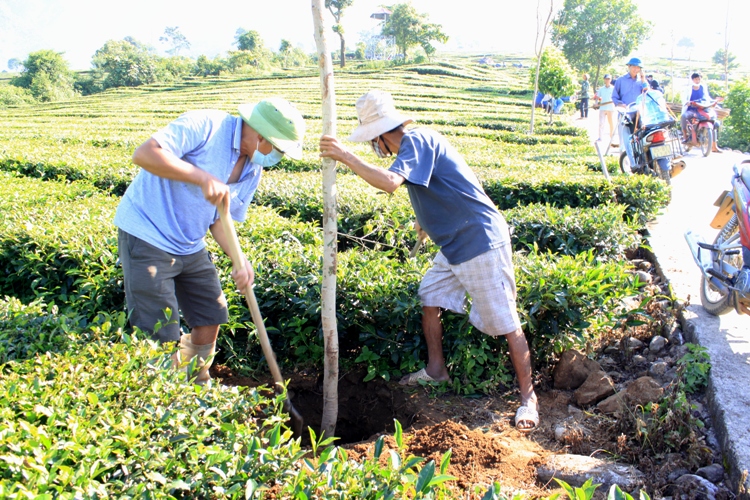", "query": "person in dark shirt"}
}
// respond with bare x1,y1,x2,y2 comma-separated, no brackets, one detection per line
319,90,539,432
